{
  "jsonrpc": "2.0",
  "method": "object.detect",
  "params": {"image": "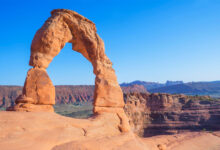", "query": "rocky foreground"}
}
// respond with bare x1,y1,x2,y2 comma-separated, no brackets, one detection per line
0,111,145,150
0,111,220,150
